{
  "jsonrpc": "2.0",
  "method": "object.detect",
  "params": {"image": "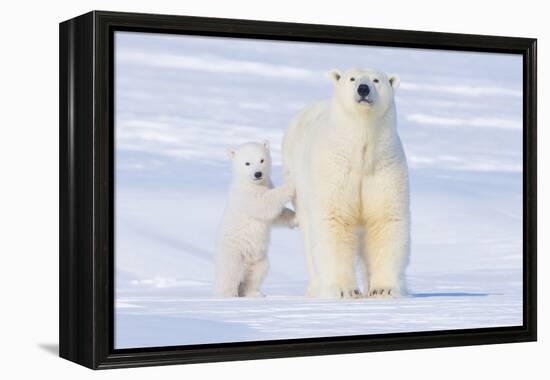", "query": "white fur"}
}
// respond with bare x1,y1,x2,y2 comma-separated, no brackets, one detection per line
214,142,296,297
282,68,410,299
